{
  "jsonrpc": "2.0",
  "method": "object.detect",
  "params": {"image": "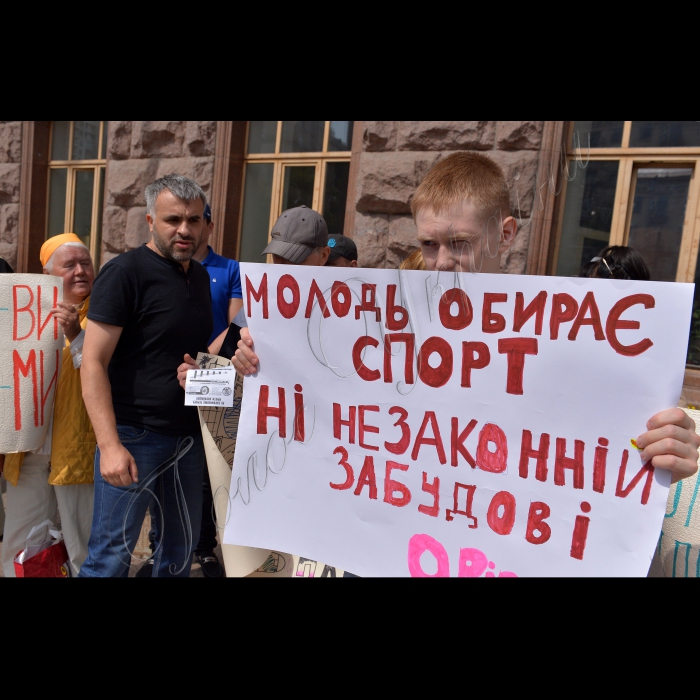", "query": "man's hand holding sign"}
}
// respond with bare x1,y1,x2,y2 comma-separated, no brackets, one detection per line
214,153,700,577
